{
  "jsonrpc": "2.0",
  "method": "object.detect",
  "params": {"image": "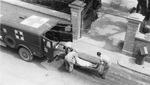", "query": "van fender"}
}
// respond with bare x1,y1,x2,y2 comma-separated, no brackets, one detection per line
16,44,33,56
